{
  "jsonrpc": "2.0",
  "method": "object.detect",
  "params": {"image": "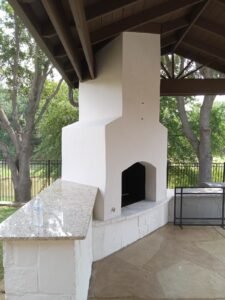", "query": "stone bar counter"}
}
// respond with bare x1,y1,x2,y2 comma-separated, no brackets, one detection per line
0,179,97,300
